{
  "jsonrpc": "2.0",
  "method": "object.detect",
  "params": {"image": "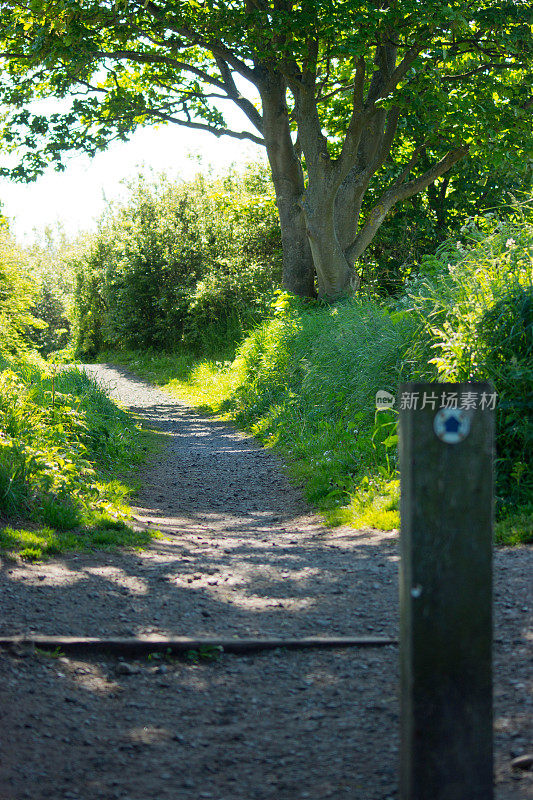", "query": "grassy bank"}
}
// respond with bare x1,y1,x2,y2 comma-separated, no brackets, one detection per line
82,207,532,549
101,297,417,532
101,272,532,547
0,354,159,560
